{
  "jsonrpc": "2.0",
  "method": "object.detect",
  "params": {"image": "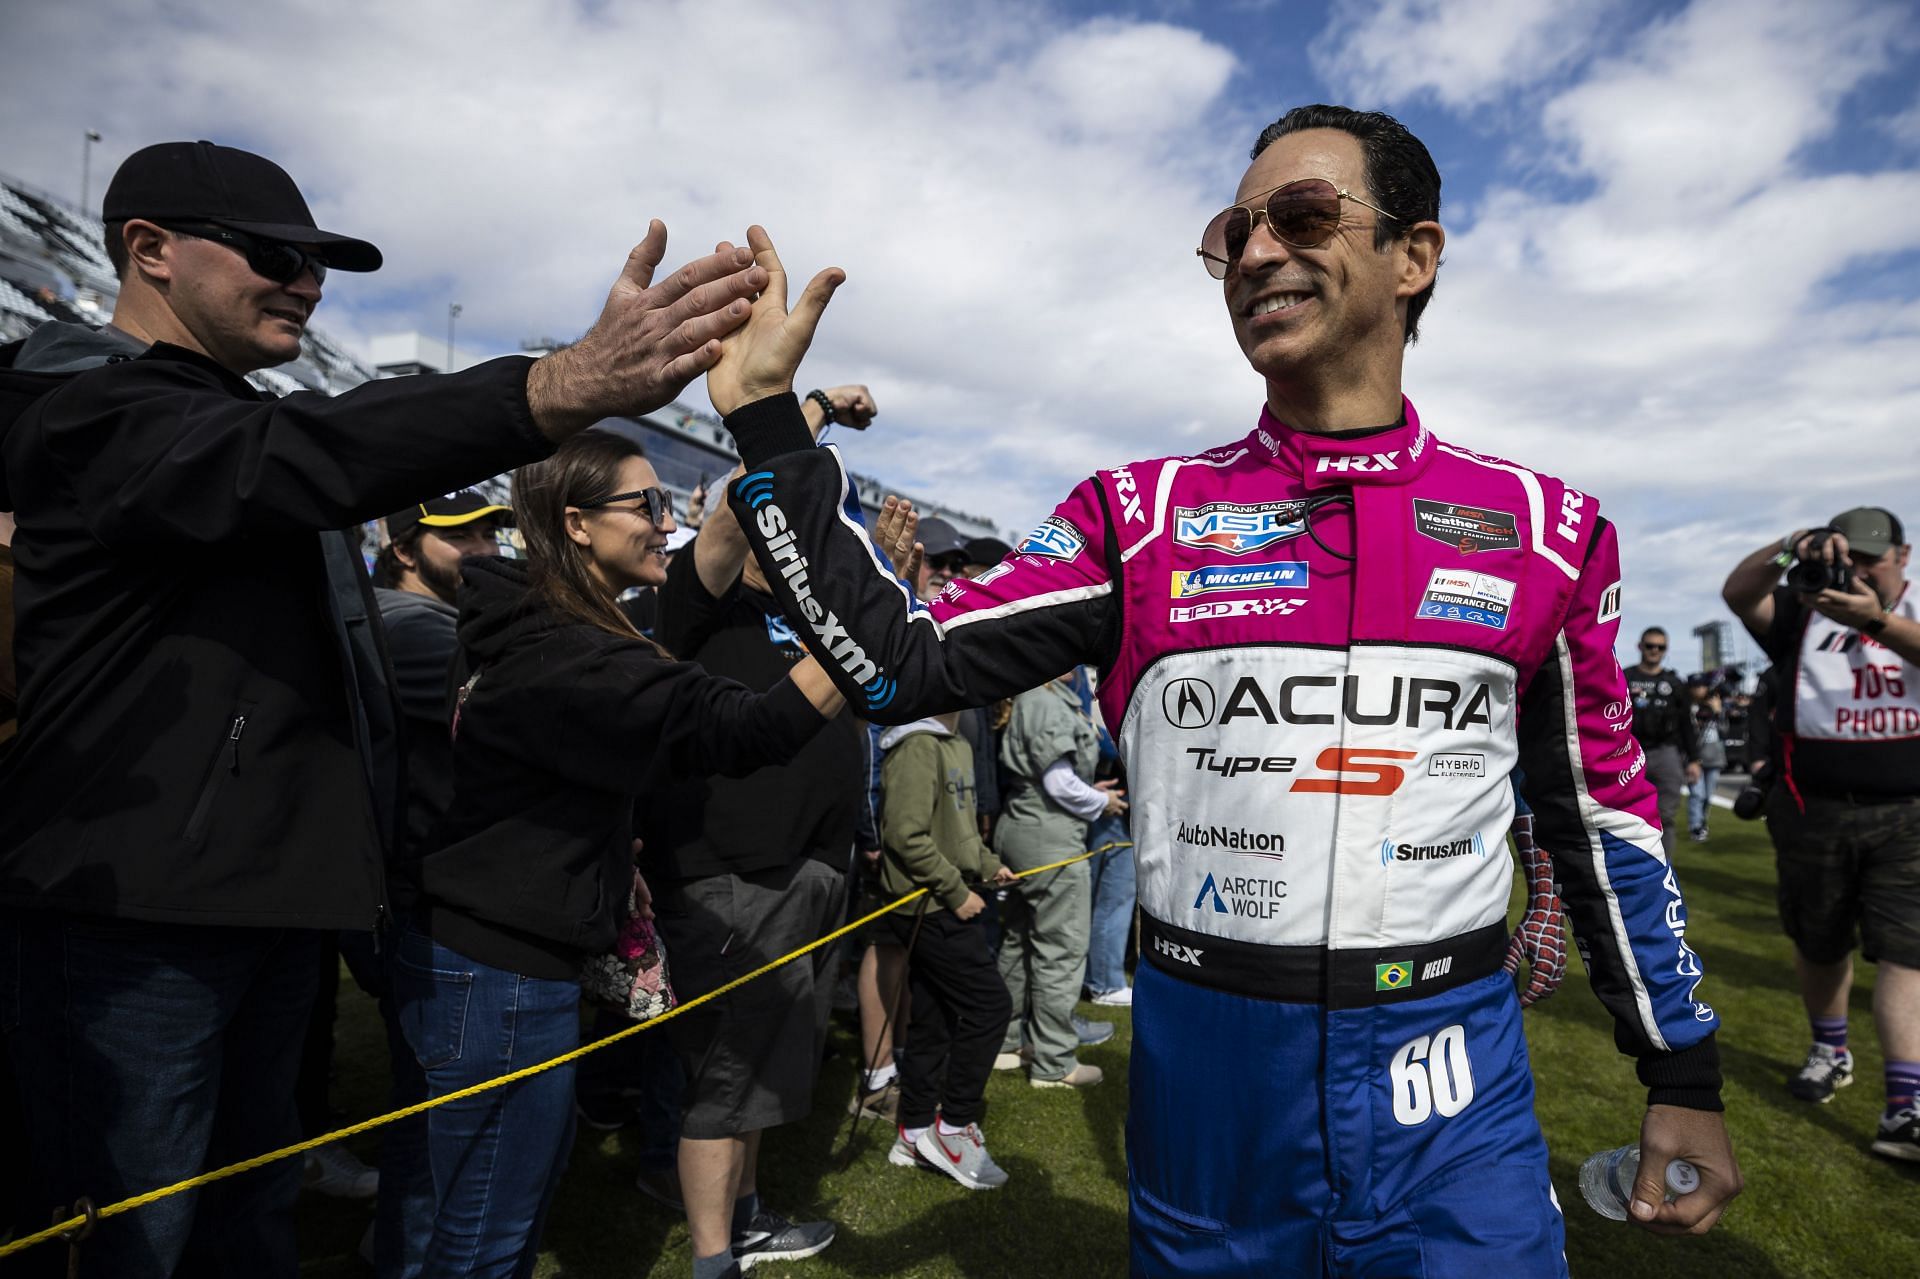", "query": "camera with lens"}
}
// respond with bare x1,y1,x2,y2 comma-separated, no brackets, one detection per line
1784,527,1853,593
